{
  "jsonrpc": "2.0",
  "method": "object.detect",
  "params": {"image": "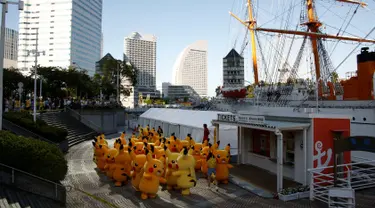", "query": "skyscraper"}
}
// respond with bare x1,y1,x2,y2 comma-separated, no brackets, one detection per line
17,0,103,76
172,40,208,97
4,28,18,69
124,32,157,89
223,49,244,88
